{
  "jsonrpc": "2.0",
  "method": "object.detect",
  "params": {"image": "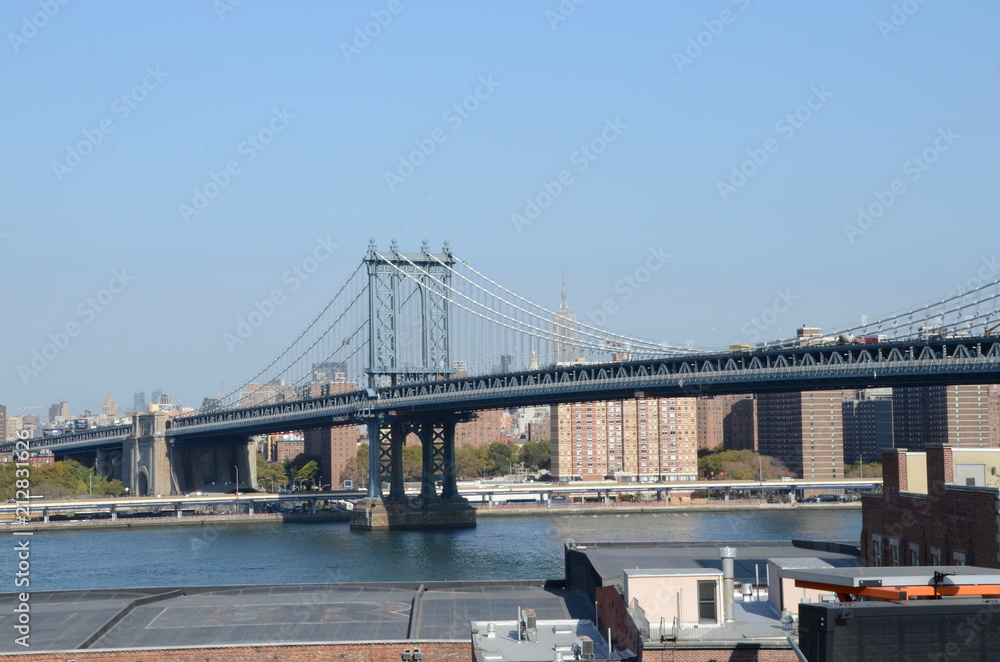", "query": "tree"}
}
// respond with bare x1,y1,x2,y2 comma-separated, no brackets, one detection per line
256,453,289,490
295,460,320,487
845,461,882,478
0,460,125,500
456,445,487,479
402,445,423,482
340,444,370,487
519,440,551,471
455,445,488,479
284,452,321,477
485,442,516,476
698,448,791,480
